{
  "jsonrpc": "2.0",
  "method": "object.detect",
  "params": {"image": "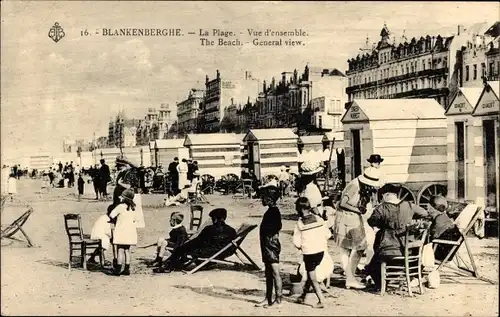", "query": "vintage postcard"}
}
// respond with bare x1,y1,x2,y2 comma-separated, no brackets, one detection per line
1,1,499,316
